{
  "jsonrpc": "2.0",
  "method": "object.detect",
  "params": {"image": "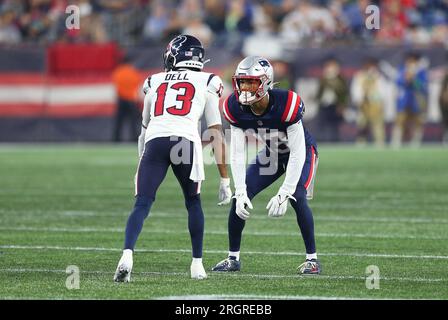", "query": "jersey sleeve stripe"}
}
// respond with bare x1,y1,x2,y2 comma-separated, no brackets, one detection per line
284,92,298,122
222,97,237,124
207,74,216,86
289,95,303,122
281,91,294,122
